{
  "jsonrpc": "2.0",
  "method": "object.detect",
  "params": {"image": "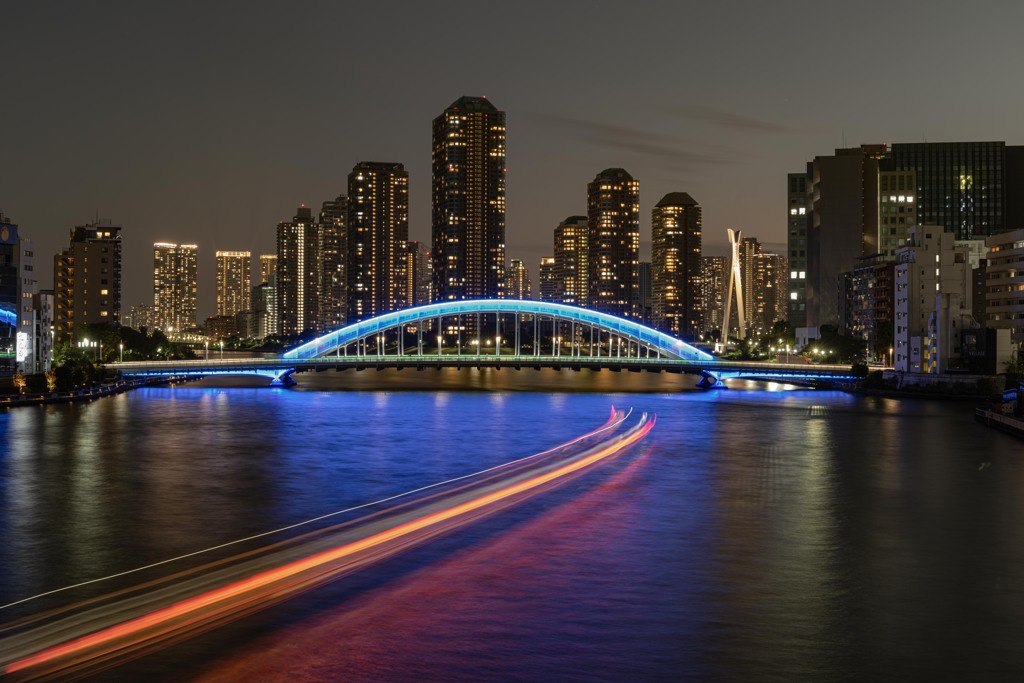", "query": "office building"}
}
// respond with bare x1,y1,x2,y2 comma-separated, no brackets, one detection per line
786,172,811,327
652,192,701,338
587,168,640,318
346,162,409,321
319,195,347,331
886,142,1020,240
806,146,884,328
276,206,319,336
554,215,587,306
432,96,506,301
153,242,198,334
878,169,916,258
216,251,251,318
985,228,1024,344
54,220,121,342
795,140,1024,329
